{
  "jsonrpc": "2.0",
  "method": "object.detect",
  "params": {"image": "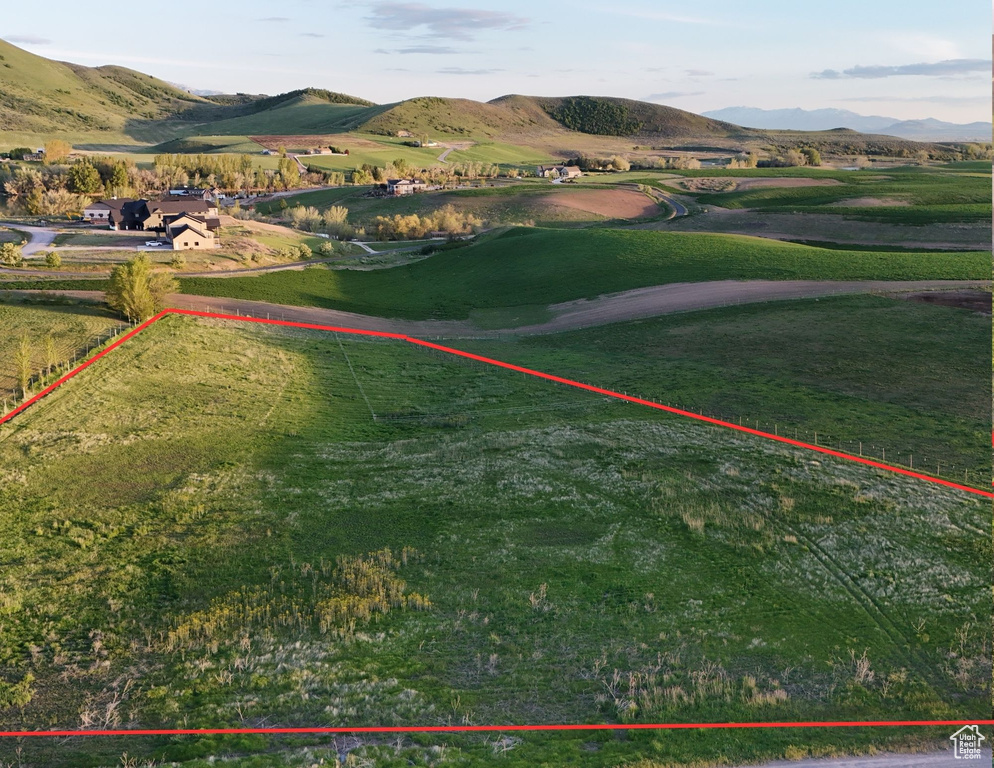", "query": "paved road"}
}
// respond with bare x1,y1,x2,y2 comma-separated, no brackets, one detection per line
4,279,985,339
437,147,454,163
735,748,990,767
